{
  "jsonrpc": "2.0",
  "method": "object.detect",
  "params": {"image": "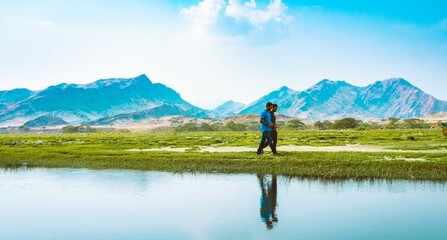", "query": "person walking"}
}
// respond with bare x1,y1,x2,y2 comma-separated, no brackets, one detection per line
263,103,278,150
271,104,278,149
257,102,278,155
